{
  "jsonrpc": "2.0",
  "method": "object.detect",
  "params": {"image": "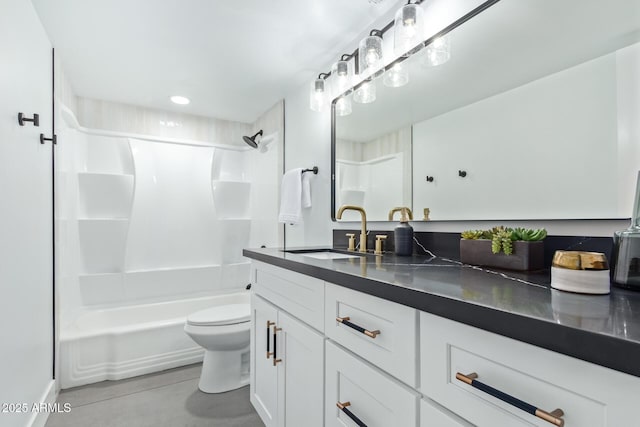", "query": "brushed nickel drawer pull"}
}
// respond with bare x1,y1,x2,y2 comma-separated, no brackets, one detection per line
336,401,367,427
456,372,565,427
336,316,380,339
266,321,275,359
272,325,282,366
